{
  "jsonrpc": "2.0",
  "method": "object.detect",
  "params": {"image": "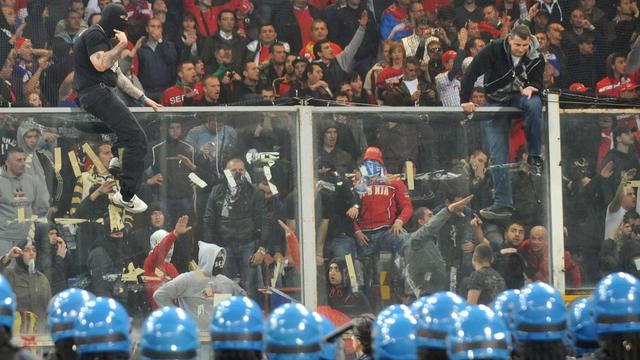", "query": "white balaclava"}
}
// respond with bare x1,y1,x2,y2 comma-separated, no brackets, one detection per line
150,229,173,263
